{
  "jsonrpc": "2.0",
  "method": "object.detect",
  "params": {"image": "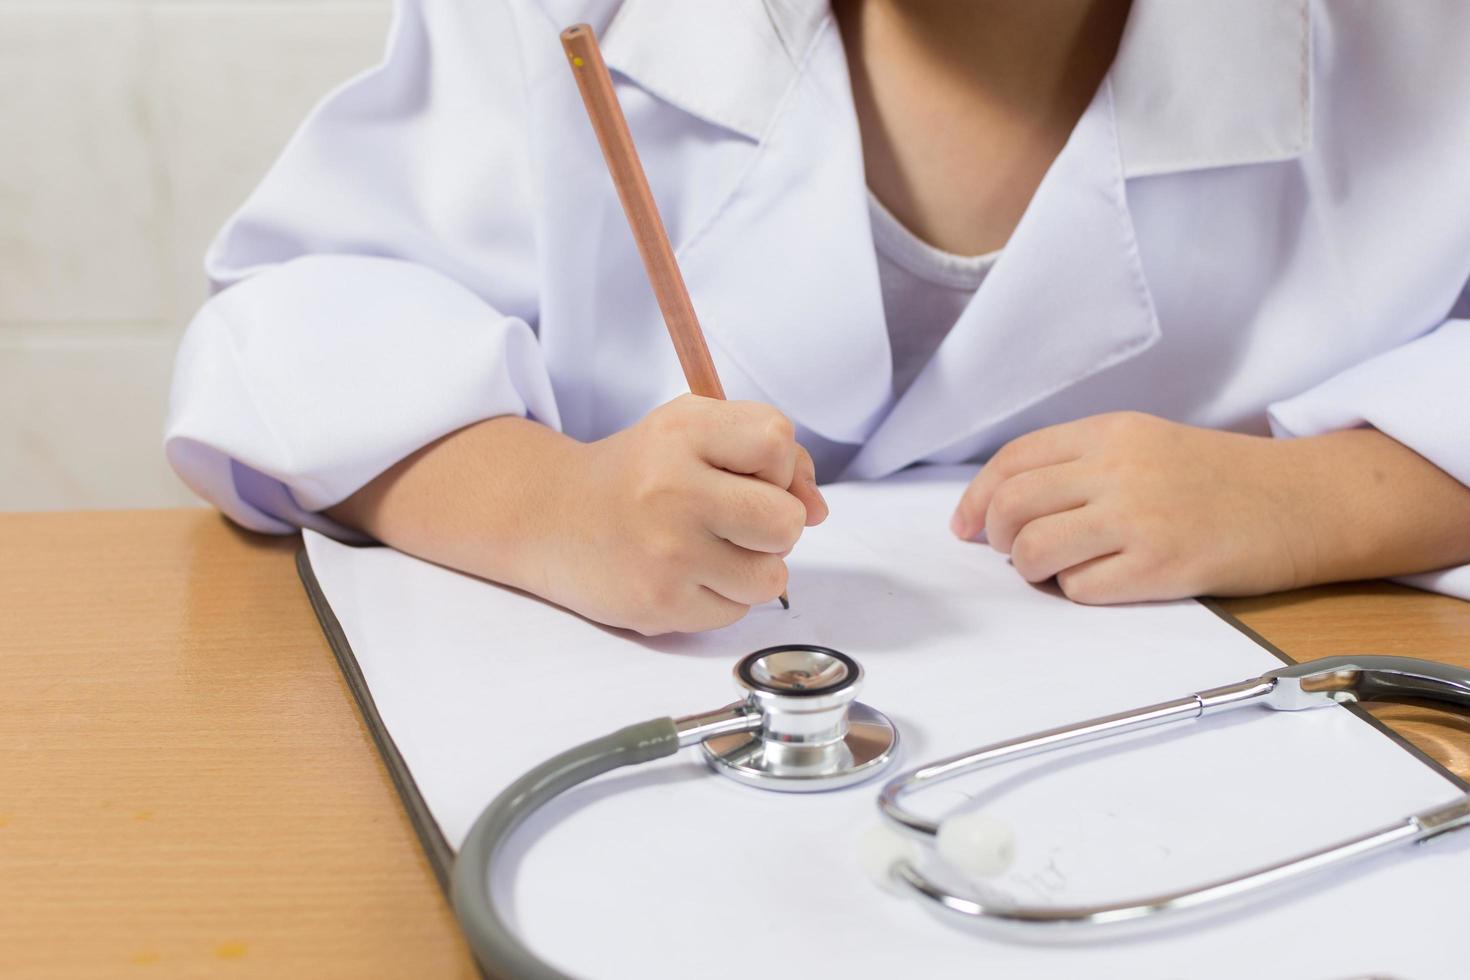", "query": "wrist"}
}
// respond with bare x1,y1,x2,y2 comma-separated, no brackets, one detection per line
1266,428,1470,589
510,432,598,605
1263,434,1335,591
328,416,593,602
